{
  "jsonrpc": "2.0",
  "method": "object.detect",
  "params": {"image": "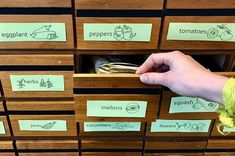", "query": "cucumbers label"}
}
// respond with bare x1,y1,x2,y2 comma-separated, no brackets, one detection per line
169,97,219,113
84,23,152,42
151,119,211,133
0,121,6,134
18,120,67,131
87,100,147,117
167,23,235,42
0,23,66,42
10,75,64,91
84,122,141,132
